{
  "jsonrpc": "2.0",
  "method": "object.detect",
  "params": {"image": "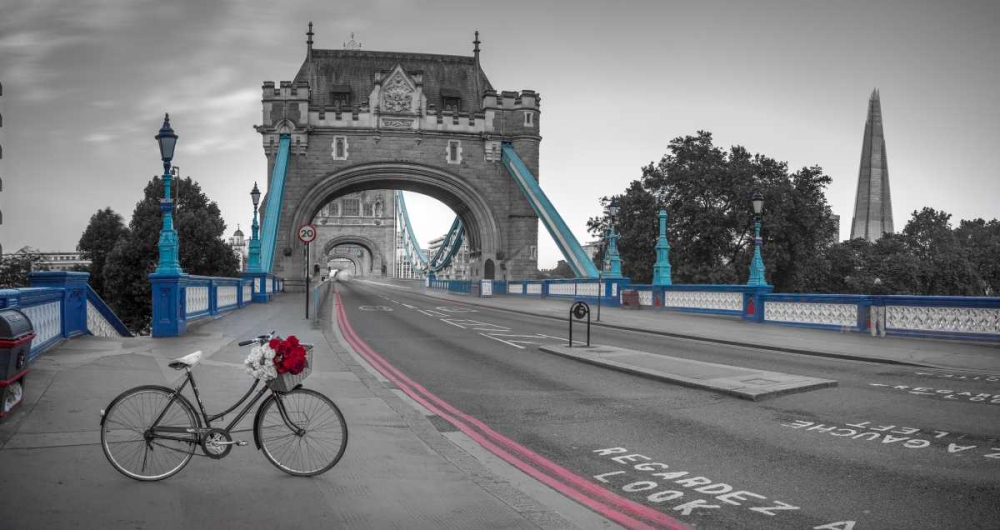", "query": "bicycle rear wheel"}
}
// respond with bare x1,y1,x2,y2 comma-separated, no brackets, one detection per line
100,385,198,481
257,388,348,476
